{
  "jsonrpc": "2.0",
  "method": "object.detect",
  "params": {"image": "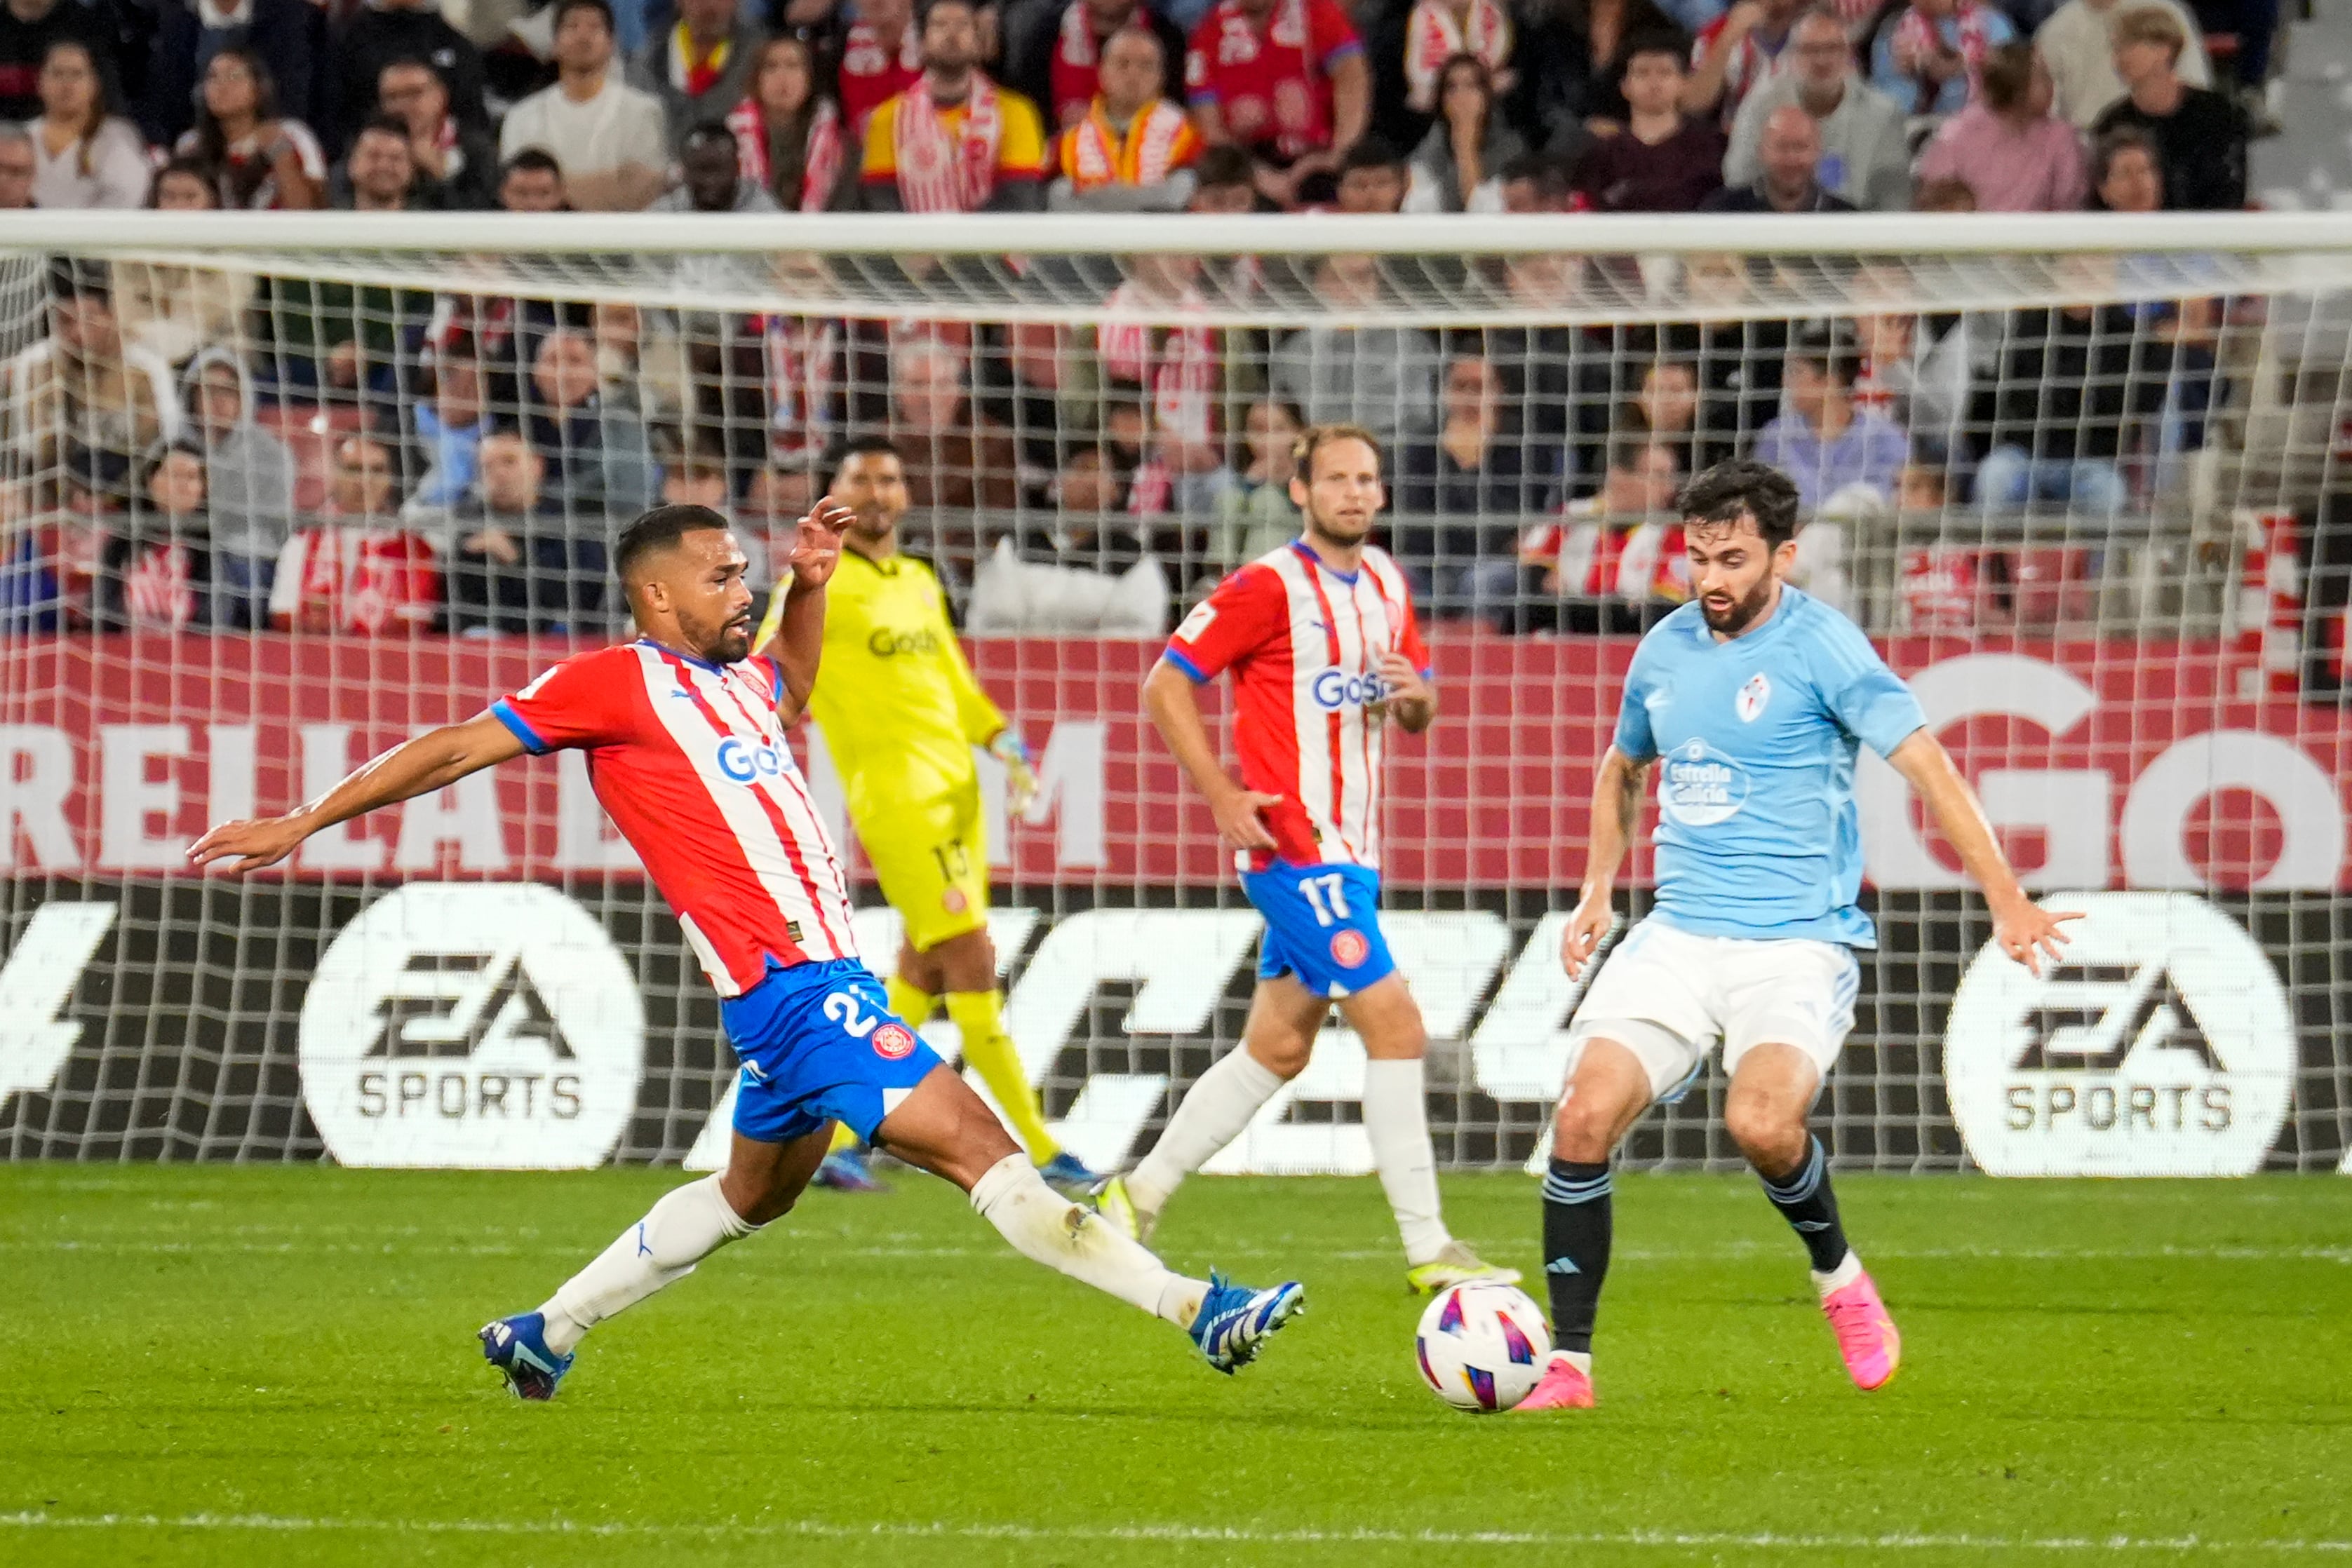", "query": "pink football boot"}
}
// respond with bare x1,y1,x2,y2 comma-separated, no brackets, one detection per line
1821,1269,1902,1391
1513,1353,1595,1411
